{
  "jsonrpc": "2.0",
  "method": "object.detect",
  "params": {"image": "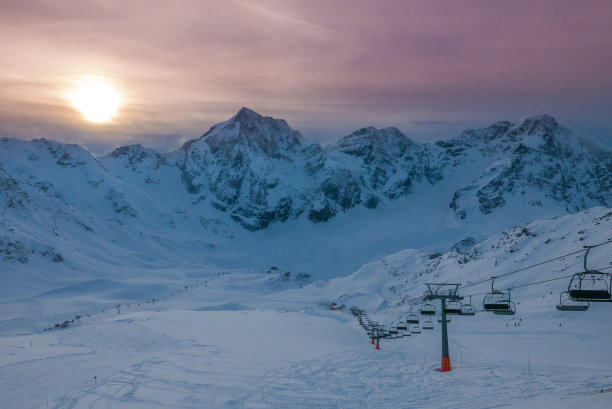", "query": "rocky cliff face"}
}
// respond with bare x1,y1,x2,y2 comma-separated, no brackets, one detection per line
177,108,317,230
